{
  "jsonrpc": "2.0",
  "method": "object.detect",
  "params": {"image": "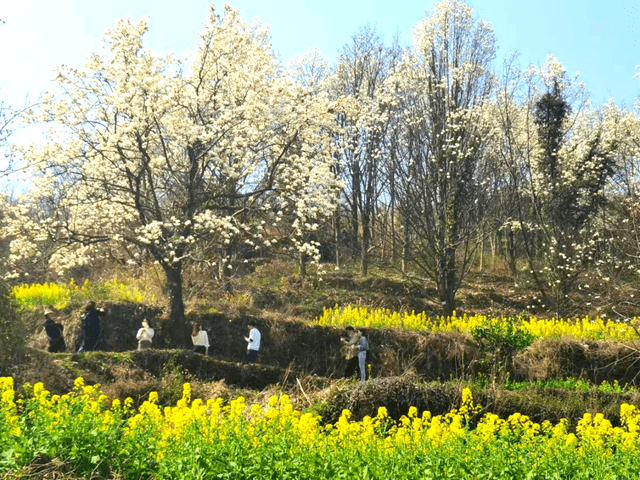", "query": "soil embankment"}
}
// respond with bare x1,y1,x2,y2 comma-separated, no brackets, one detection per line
26,302,640,386
11,301,640,425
